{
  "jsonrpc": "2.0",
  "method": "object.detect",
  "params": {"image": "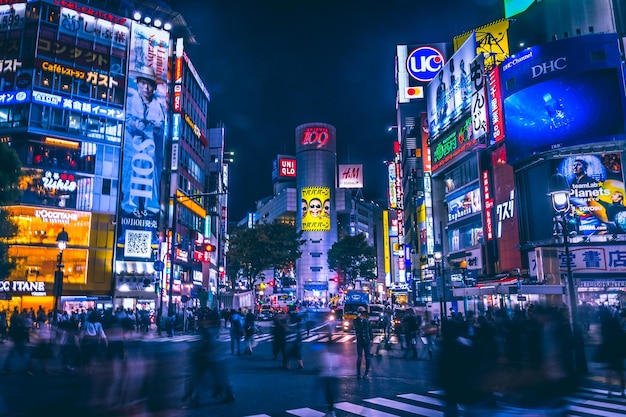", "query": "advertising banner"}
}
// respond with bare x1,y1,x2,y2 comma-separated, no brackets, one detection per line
426,32,477,139
430,117,475,173
117,22,170,260
555,153,626,235
447,187,482,223
58,5,130,48
338,164,363,188
301,186,331,232
501,34,625,163
454,19,510,71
